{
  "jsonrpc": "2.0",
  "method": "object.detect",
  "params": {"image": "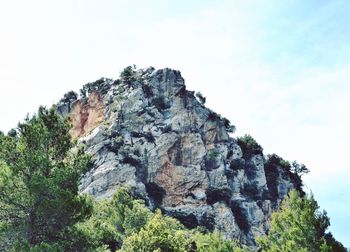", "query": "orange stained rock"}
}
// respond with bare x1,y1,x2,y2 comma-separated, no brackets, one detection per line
69,92,104,139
